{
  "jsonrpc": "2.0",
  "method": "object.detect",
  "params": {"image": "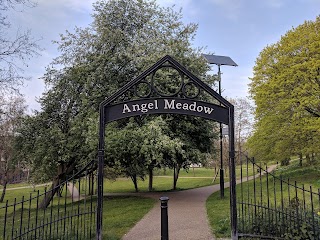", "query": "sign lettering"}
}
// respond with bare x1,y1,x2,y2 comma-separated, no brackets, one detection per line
105,98,229,124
